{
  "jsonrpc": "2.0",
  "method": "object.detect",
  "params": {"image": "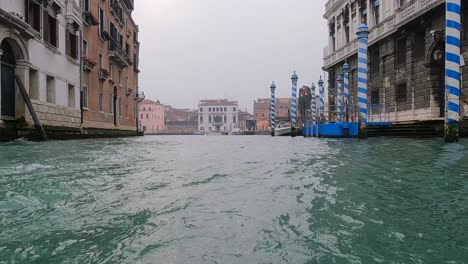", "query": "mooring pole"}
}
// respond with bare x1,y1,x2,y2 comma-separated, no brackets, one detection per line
311,83,317,137
357,23,369,139
270,81,276,137
343,63,350,122
318,77,325,137
445,0,461,142
291,71,298,137
15,75,48,140
336,75,343,123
